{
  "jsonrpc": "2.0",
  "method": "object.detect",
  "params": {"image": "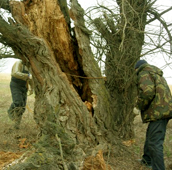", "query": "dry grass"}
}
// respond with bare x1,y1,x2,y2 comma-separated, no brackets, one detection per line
0,73,172,170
